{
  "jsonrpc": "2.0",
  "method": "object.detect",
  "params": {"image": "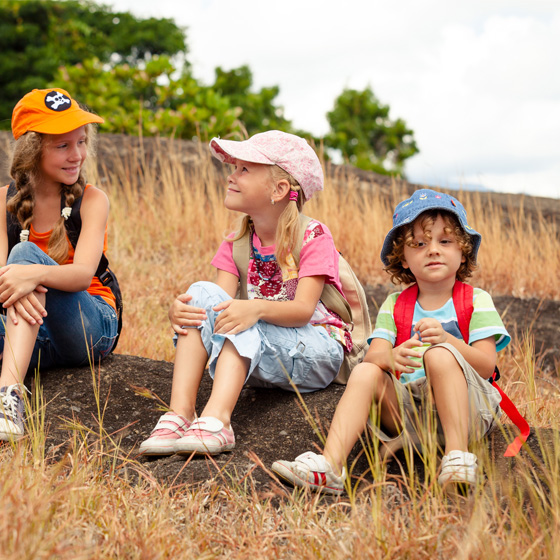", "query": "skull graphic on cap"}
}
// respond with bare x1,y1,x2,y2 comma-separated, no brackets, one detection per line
44,91,71,112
